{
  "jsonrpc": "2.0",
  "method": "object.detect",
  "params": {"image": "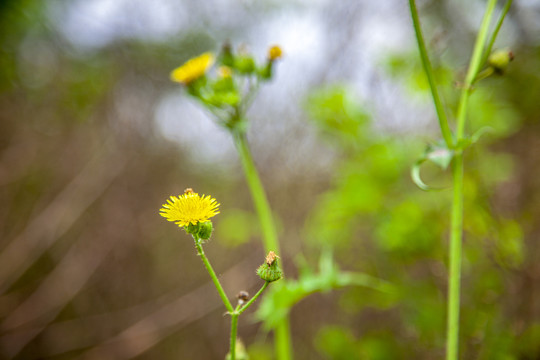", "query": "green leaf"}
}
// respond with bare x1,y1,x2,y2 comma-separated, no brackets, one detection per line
256,251,394,329
411,141,453,191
